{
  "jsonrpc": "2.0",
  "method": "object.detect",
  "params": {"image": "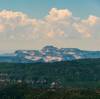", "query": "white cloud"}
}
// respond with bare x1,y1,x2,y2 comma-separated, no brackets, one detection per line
82,15,98,26
46,8,72,21
73,15,100,38
0,8,99,42
0,24,5,32
0,10,38,40
73,23,91,38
